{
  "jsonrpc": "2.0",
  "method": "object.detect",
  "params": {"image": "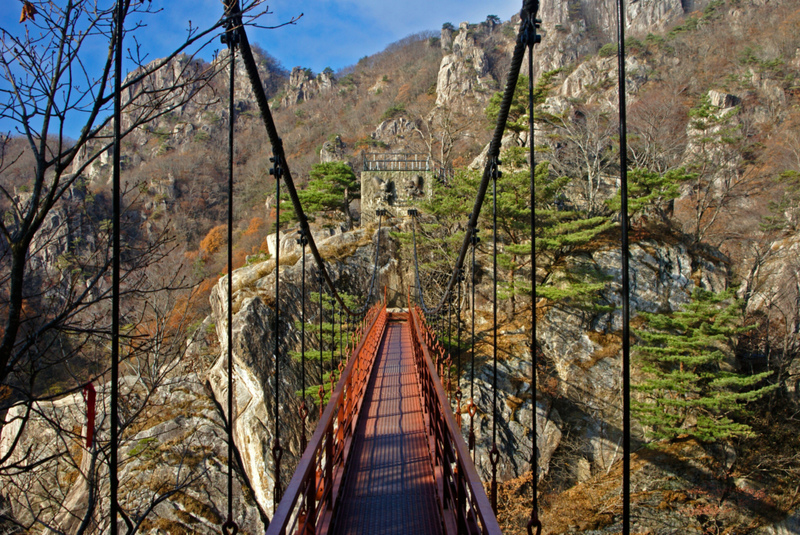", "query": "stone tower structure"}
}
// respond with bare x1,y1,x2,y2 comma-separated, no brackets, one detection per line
360,153,434,225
